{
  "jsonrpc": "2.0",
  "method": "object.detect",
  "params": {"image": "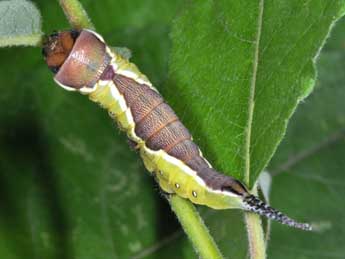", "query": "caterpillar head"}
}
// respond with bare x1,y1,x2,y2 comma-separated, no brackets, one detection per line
42,30,79,74
42,29,110,93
